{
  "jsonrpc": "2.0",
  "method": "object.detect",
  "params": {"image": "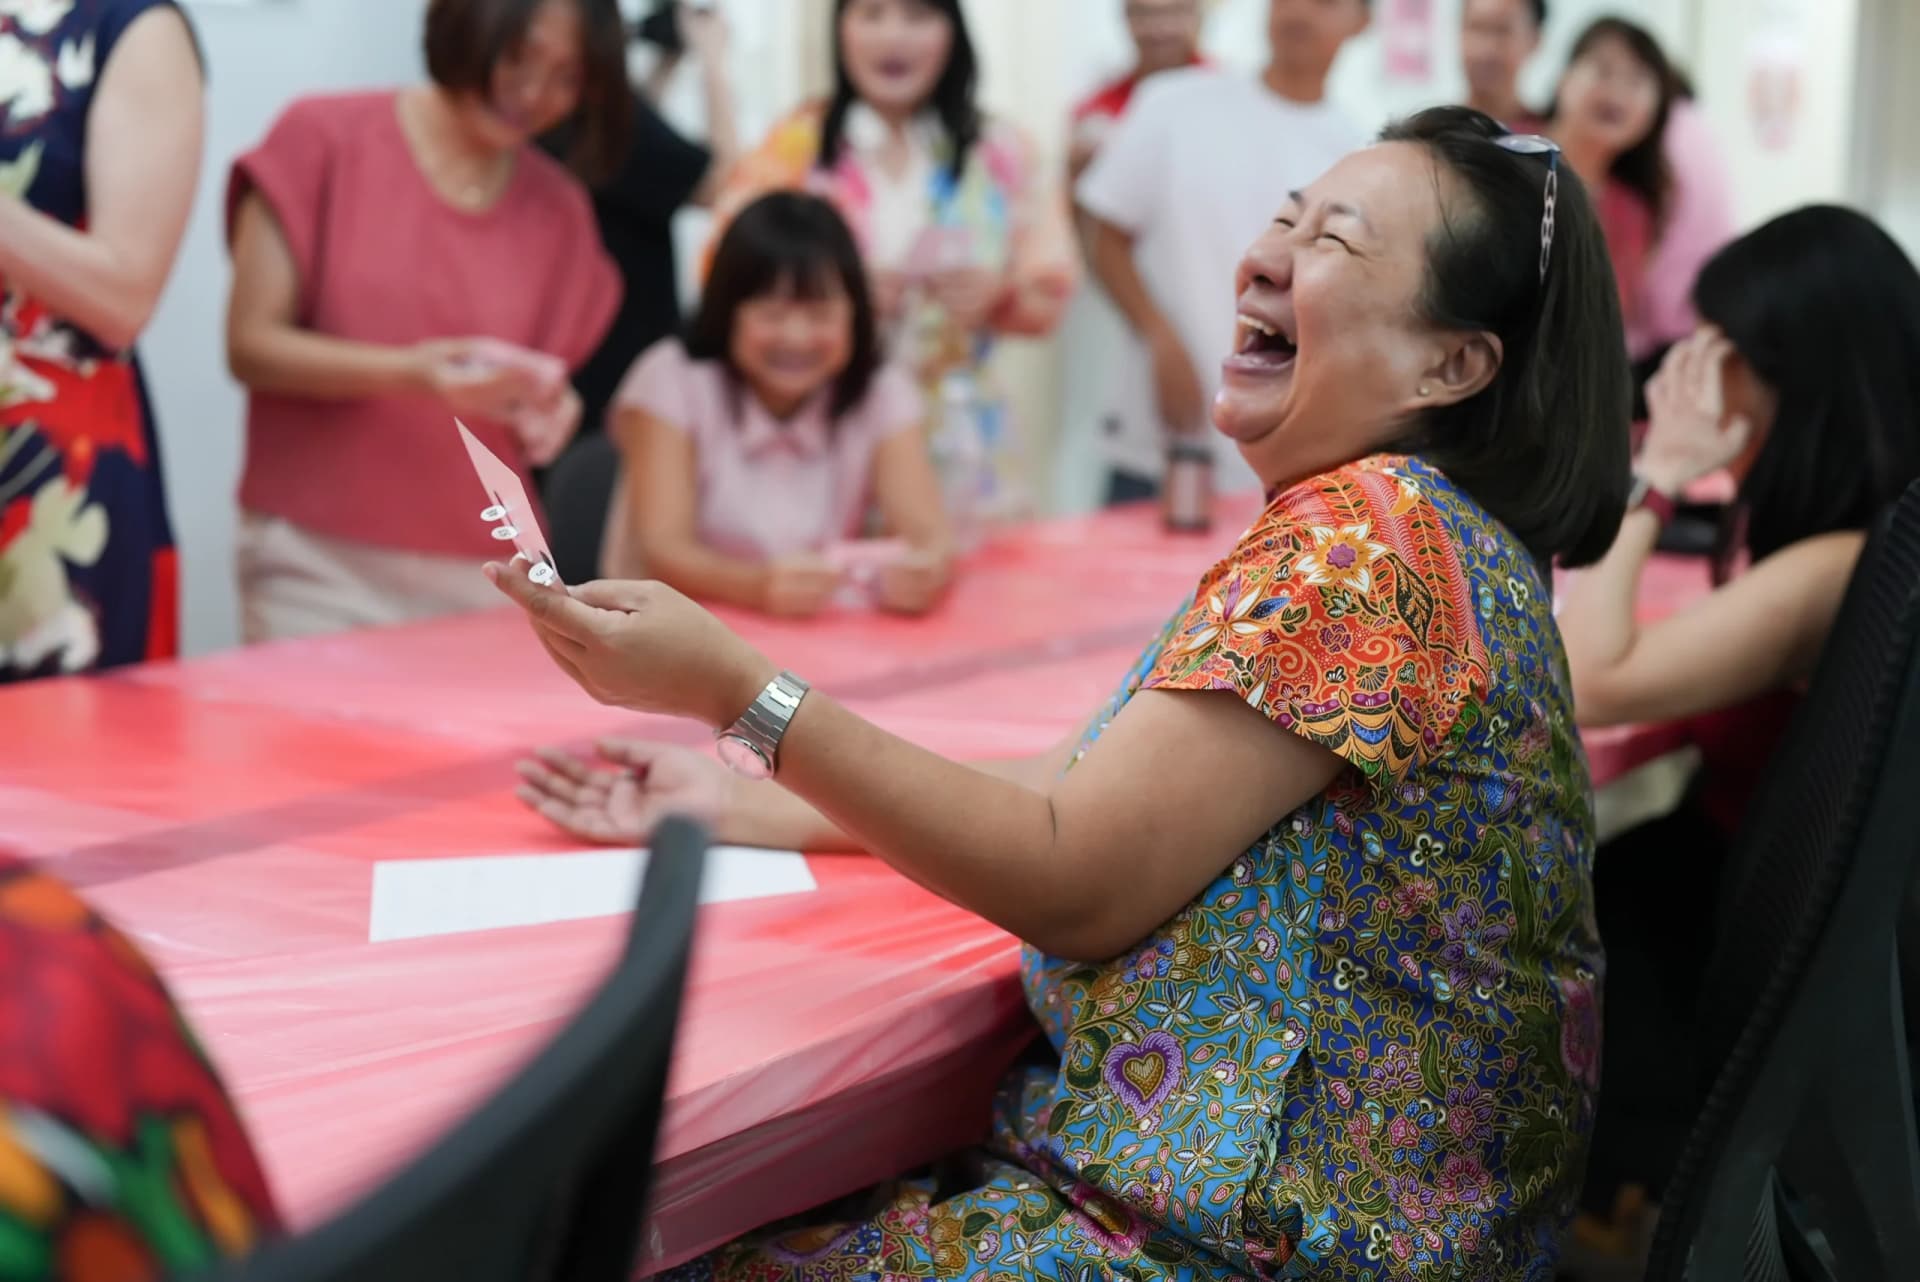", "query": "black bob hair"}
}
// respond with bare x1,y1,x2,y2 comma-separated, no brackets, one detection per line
425,0,632,185
684,192,882,420
818,0,981,183
1694,205,1920,563
1379,106,1632,569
